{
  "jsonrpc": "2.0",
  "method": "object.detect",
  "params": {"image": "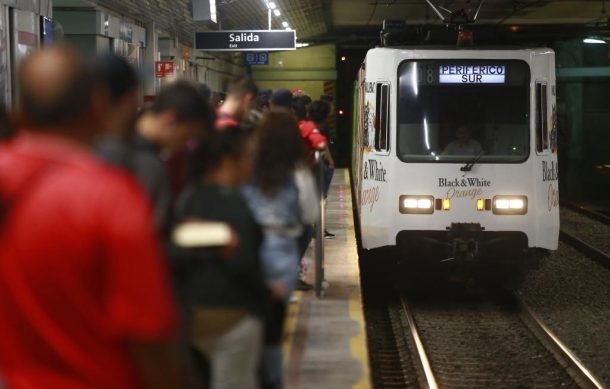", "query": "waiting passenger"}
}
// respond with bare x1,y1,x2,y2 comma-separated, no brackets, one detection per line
308,100,336,239
0,46,180,389
242,111,308,389
216,76,258,128
133,80,213,234
93,54,140,170
442,125,483,155
173,123,270,389
269,88,293,113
